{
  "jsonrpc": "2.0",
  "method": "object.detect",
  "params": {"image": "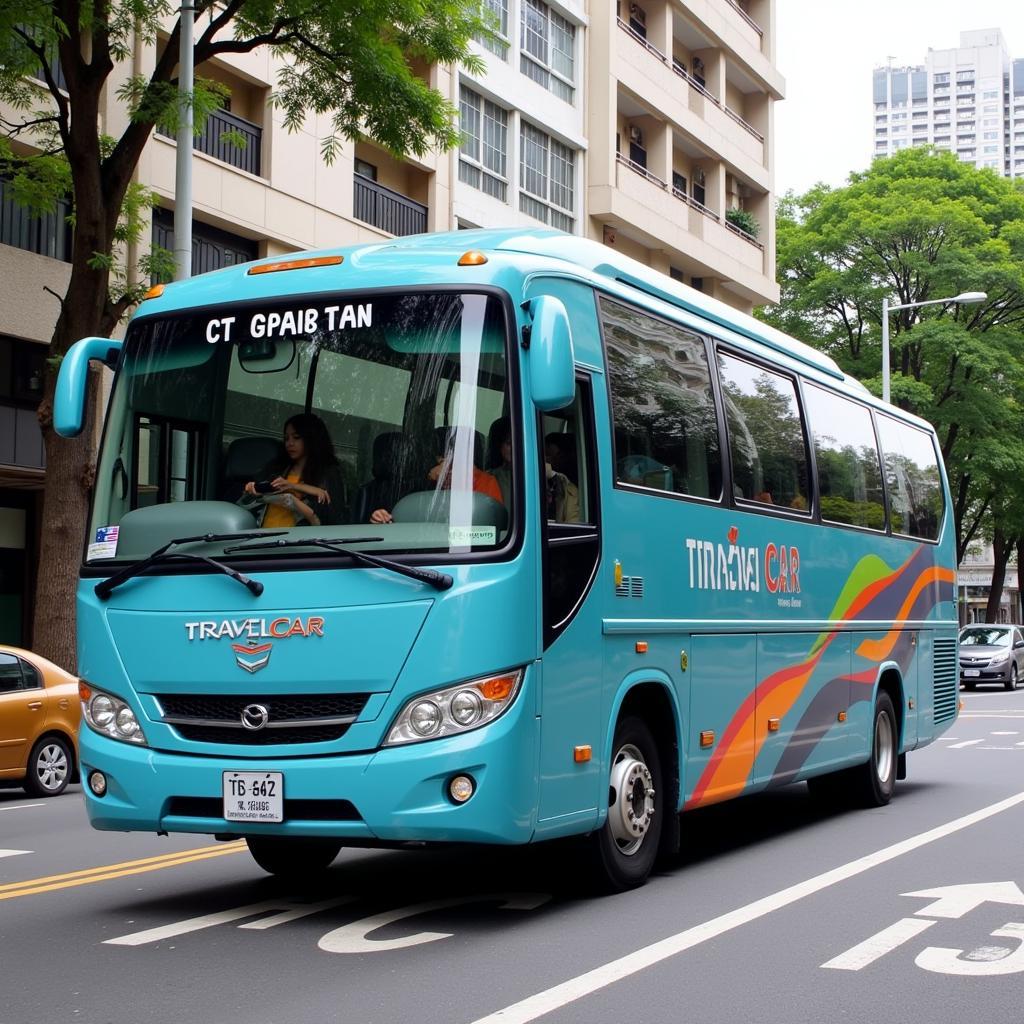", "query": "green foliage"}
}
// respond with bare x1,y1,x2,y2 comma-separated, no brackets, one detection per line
725,206,759,238
758,149,1024,561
